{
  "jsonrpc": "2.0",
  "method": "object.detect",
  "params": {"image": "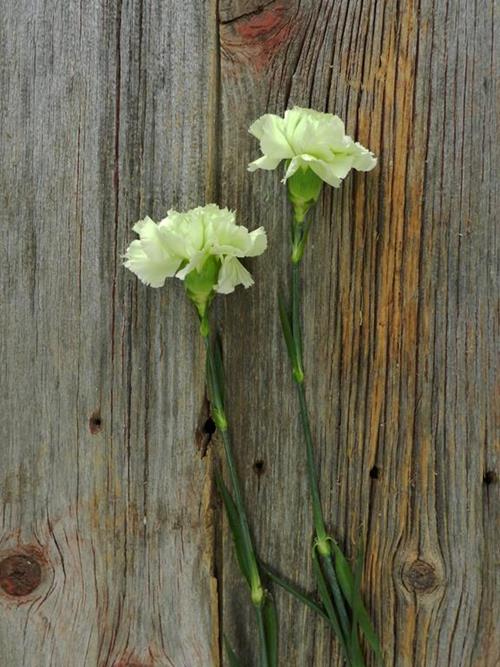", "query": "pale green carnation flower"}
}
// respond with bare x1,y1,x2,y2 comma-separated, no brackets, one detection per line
248,106,377,187
123,204,267,294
